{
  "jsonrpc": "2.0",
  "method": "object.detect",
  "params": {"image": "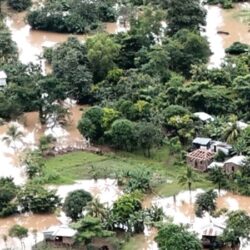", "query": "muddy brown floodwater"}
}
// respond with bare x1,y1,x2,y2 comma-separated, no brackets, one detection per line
0,214,60,235
219,3,250,49
177,191,250,218
3,4,124,69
